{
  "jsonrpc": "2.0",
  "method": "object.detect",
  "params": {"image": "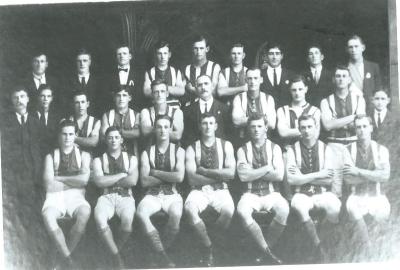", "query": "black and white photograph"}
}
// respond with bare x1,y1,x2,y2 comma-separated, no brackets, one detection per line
0,0,399,269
